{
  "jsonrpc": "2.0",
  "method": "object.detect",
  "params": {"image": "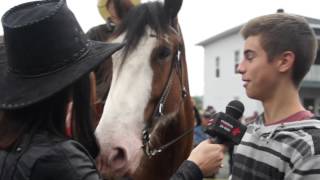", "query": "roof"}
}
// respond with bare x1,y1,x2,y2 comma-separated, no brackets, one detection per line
197,24,243,46
305,16,320,26
197,15,320,47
